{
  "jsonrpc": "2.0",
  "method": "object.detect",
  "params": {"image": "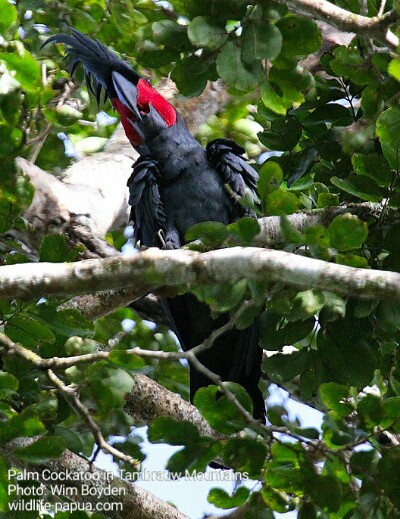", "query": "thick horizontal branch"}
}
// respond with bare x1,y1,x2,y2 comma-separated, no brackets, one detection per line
254,202,392,247
281,0,399,47
1,247,400,301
